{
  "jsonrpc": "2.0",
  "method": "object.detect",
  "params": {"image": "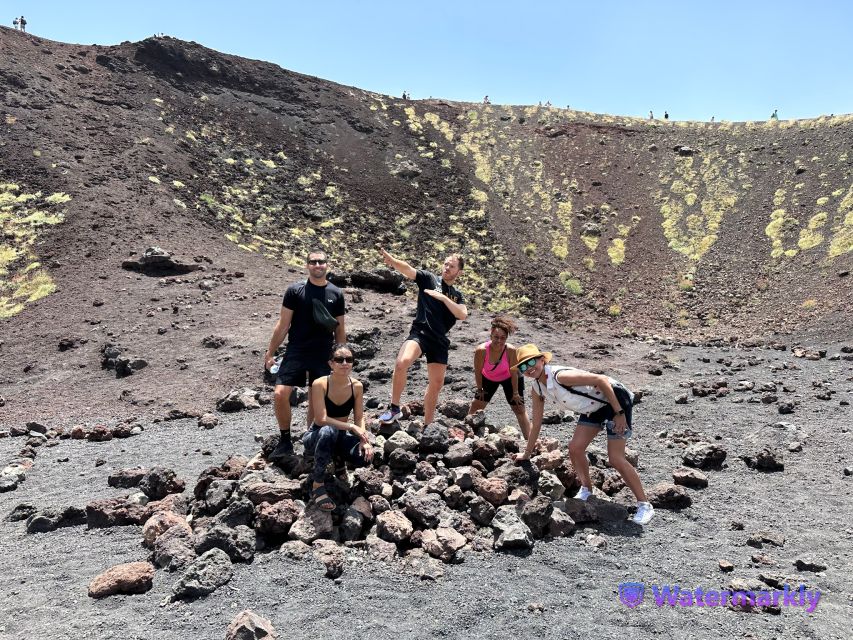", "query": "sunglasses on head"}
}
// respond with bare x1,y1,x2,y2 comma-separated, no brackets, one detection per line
332,356,354,364
518,357,538,373
307,259,327,265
